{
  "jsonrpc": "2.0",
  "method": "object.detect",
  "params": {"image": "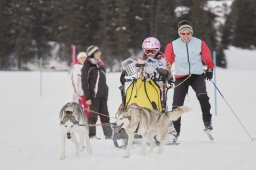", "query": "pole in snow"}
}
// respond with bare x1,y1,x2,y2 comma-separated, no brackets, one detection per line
39,57,43,97
211,80,255,142
72,45,76,66
213,50,217,116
